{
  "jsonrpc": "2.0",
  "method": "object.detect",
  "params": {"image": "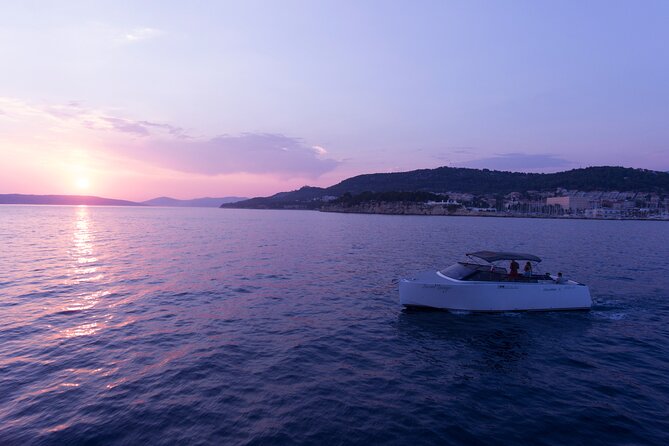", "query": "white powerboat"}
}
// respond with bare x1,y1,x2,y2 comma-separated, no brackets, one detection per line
399,251,592,312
